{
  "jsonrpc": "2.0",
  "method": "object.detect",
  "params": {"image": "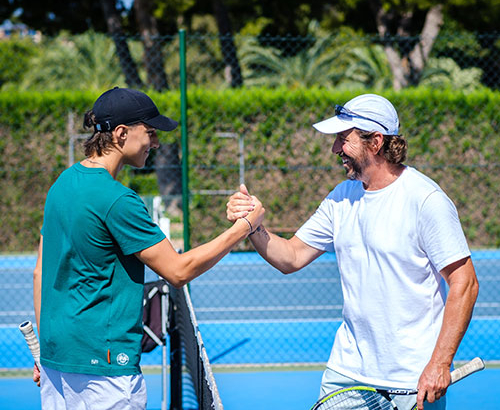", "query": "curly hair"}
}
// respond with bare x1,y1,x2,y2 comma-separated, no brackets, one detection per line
358,130,408,165
82,110,115,157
